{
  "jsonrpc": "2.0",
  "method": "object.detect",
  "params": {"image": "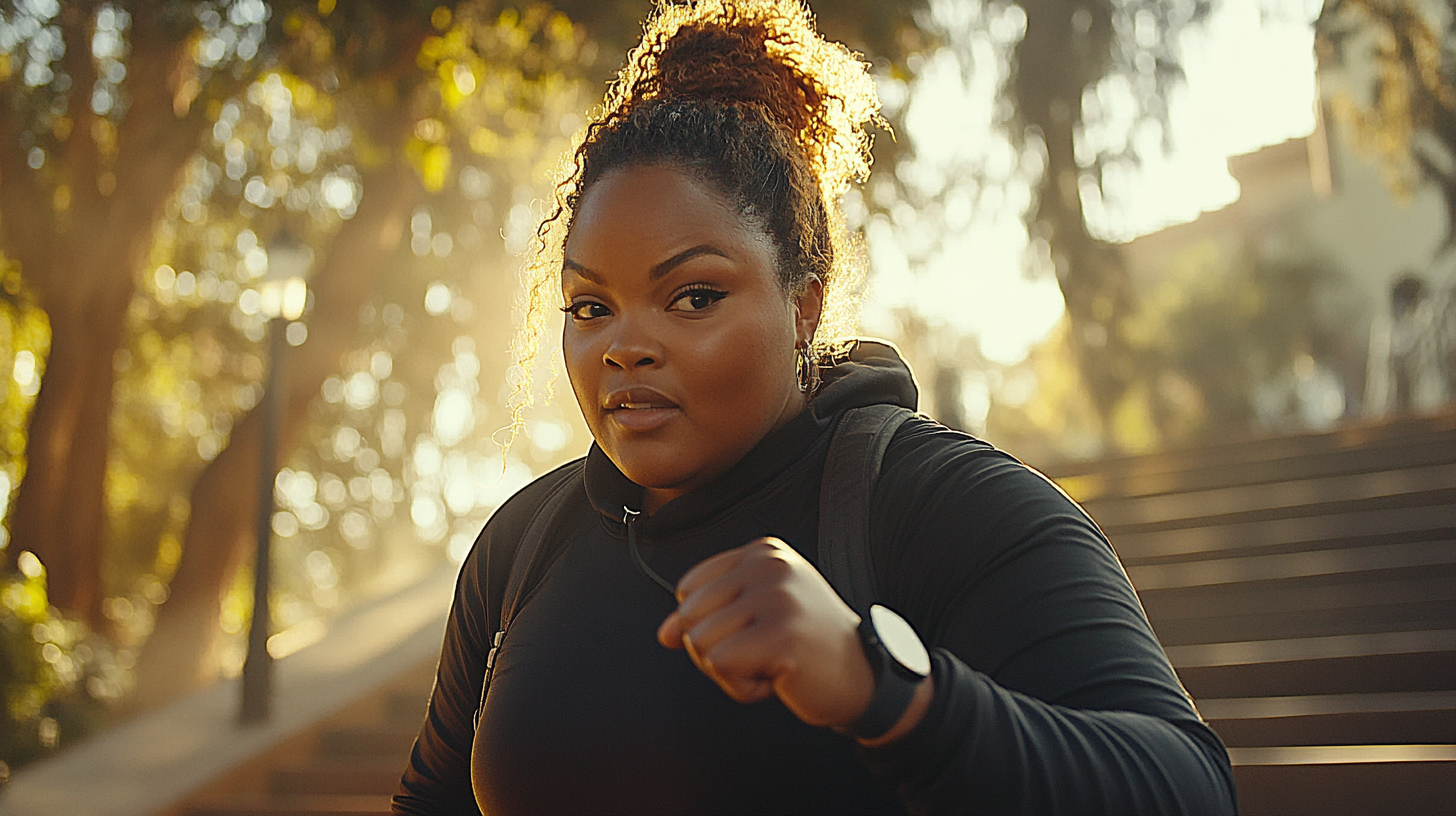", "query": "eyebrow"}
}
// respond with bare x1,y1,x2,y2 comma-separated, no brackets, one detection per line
563,244,732,284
